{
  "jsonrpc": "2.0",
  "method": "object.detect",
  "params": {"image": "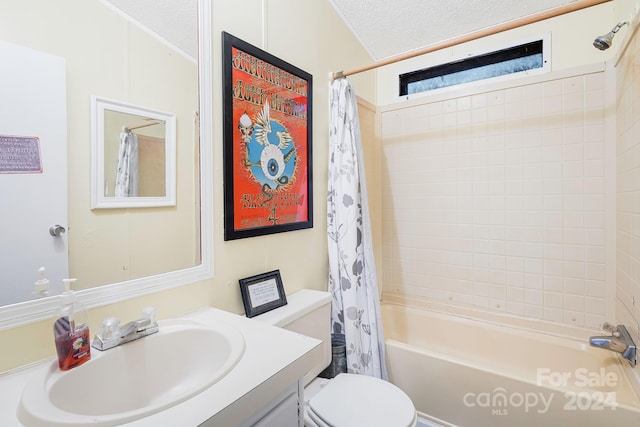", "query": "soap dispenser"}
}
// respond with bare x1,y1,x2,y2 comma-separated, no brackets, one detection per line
53,278,91,370
32,266,50,298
